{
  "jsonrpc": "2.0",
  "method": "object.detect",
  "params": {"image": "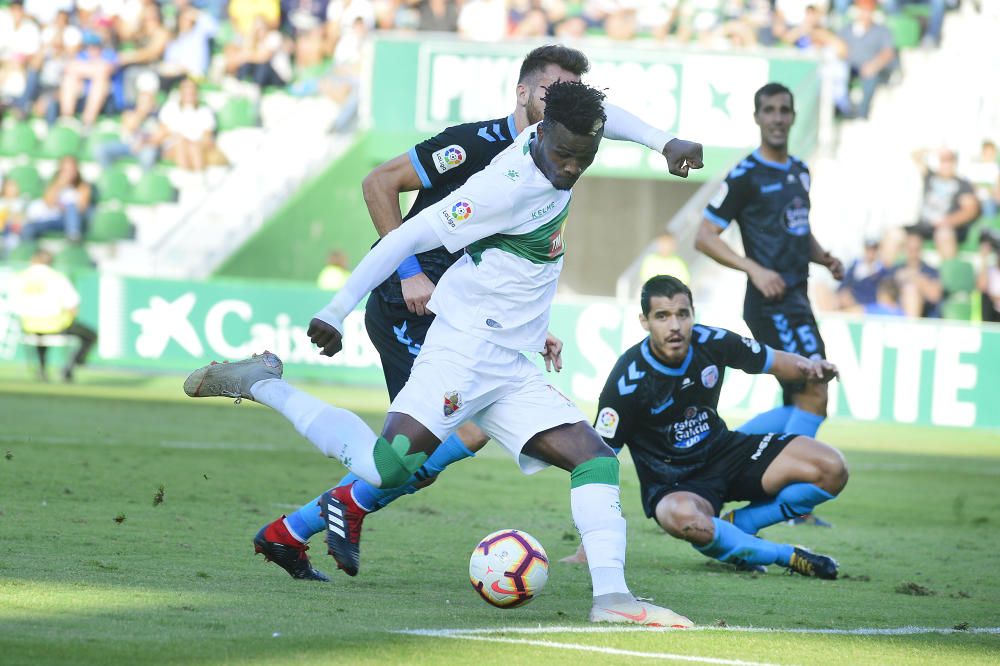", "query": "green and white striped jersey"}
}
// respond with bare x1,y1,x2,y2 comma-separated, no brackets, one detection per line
420,123,573,352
